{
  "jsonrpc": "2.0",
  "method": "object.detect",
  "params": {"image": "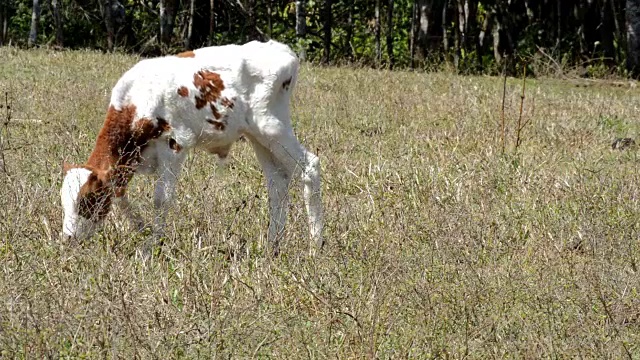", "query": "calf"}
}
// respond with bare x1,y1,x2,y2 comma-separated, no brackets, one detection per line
60,40,324,255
